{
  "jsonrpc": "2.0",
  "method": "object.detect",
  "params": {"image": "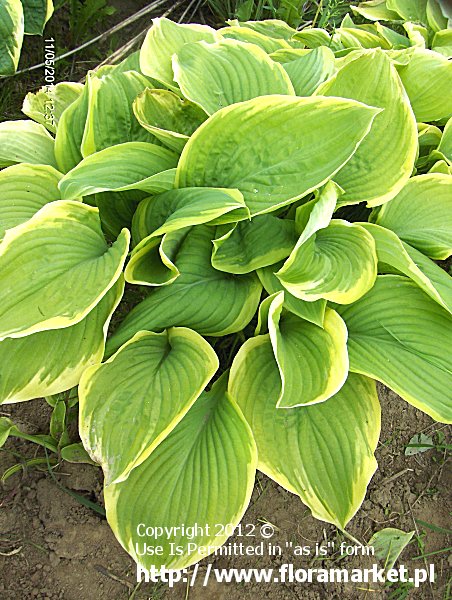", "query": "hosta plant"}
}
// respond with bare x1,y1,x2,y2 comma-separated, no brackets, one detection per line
0,14,451,571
